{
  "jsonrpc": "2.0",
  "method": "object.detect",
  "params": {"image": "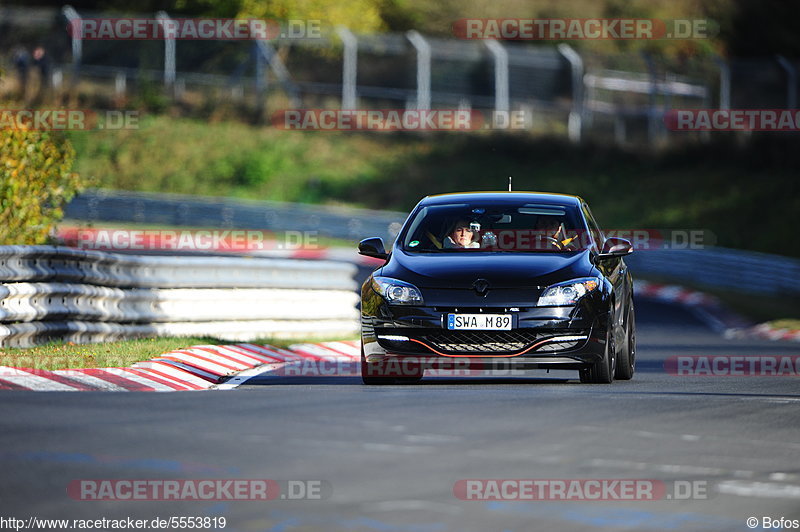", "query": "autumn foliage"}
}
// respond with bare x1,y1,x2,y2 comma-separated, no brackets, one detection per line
0,127,83,244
